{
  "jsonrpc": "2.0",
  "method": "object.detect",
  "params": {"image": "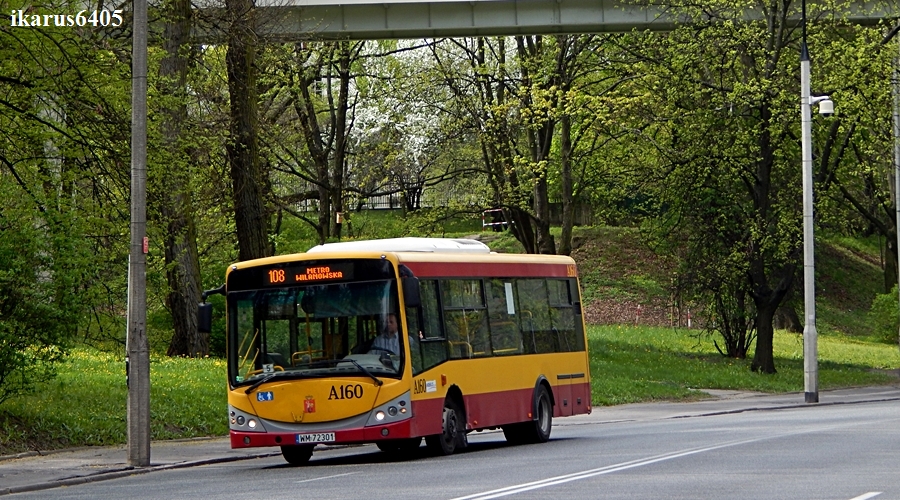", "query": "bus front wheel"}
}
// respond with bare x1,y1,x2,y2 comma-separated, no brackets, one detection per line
426,398,466,455
281,444,314,465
